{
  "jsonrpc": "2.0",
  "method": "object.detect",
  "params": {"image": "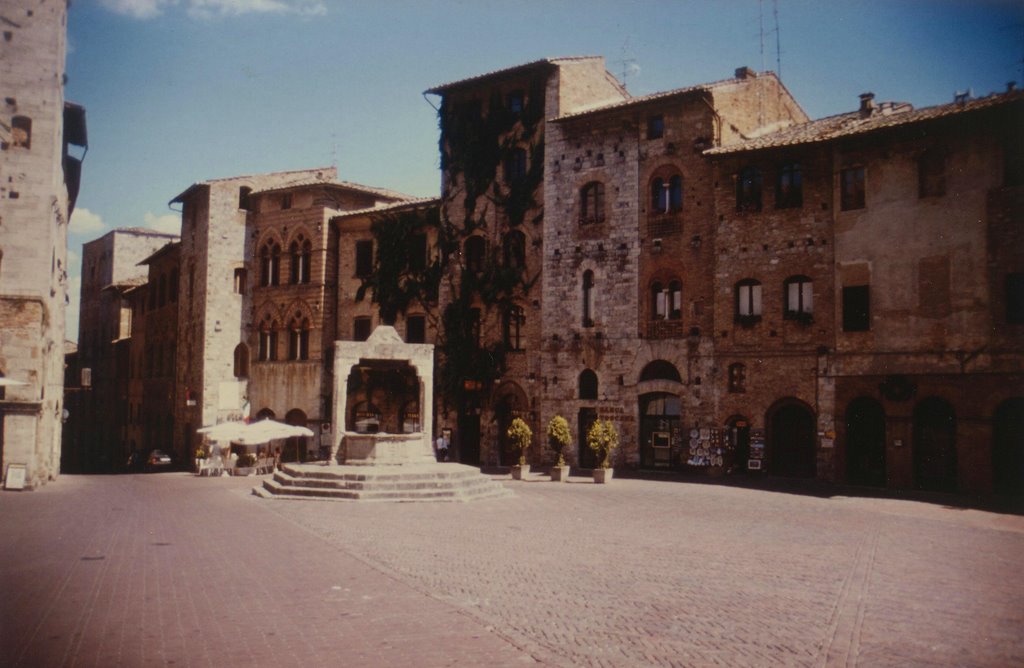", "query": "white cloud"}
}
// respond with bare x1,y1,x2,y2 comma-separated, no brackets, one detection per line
144,211,181,235
100,0,326,19
69,208,106,235
99,0,171,20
